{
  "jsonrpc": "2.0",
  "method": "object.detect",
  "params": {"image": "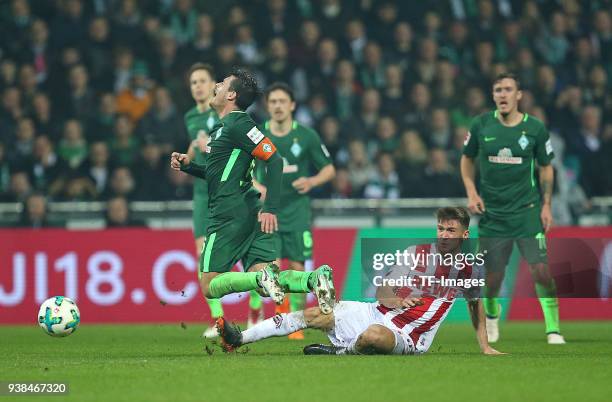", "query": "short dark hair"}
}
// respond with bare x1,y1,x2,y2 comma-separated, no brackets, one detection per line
492,72,521,90
436,207,470,229
187,63,215,83
228,67,259,110
264,82,295,102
